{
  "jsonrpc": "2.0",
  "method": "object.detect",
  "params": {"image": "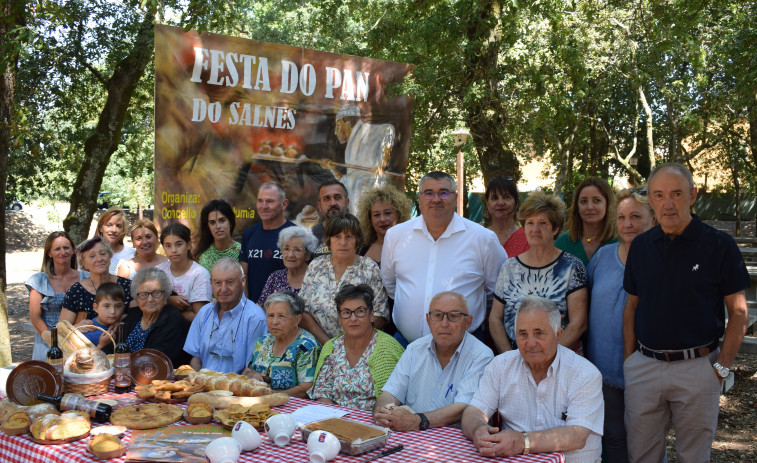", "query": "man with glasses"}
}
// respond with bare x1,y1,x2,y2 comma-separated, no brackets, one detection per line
373,292,493,431
184,257,267,373
239,181,295,302
381,171,507,345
